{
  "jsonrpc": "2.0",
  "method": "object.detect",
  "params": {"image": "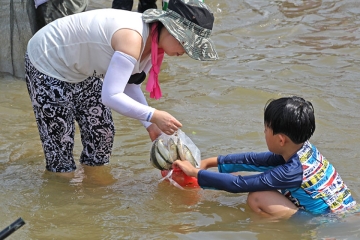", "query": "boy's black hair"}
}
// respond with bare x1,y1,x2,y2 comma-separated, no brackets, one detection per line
264,96,315,144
